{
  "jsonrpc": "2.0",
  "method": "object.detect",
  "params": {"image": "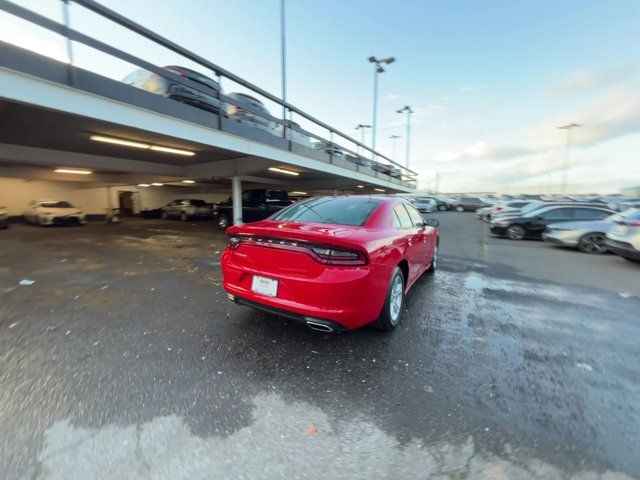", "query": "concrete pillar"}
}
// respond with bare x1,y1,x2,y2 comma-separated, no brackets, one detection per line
231,175,243,226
